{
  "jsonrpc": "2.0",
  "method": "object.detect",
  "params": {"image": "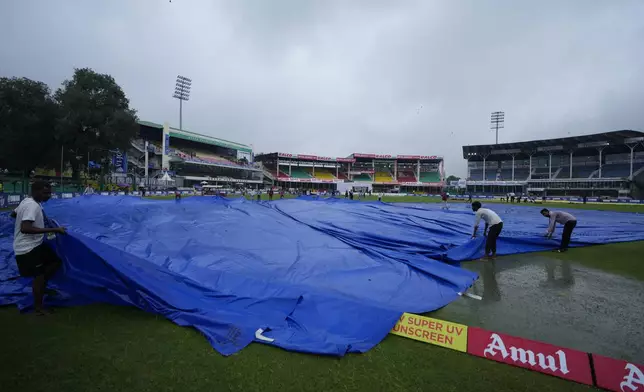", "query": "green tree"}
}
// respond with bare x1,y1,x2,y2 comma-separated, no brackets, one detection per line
446,175,461,182
0,77,59,176
55,68,138,179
